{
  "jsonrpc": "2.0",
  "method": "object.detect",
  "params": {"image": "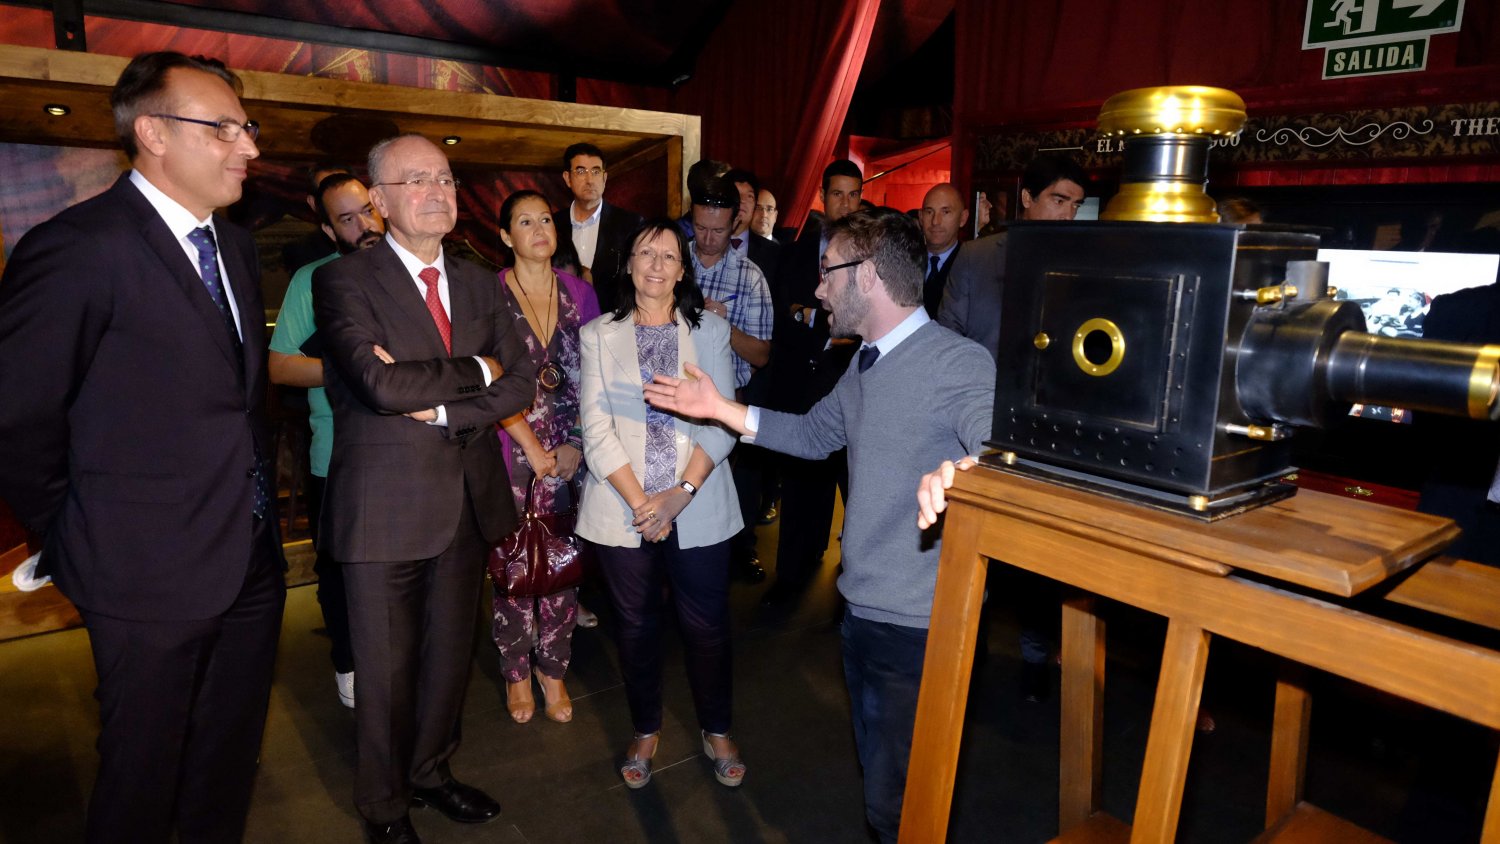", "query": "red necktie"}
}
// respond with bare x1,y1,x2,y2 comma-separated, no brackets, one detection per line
418,266,452,354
